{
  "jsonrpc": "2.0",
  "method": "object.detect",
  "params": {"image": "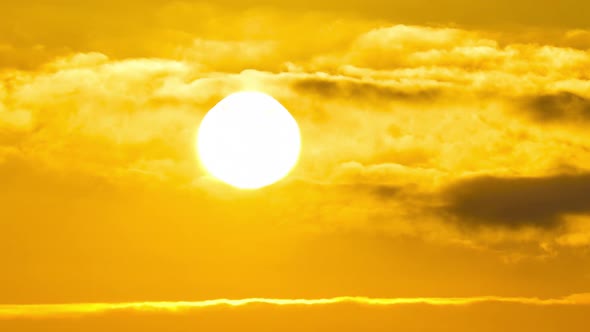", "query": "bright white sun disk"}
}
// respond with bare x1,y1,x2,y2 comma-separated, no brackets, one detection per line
197,91,301,189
